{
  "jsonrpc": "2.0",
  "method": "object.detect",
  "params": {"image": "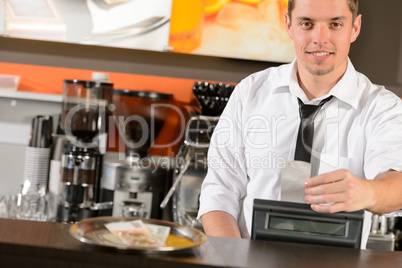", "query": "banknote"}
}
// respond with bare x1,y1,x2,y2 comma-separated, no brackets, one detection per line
105,220,171,247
